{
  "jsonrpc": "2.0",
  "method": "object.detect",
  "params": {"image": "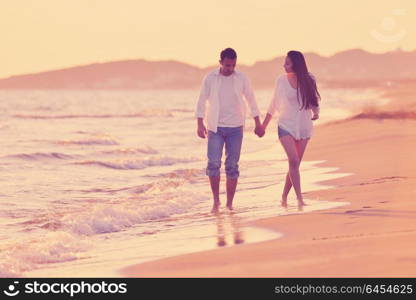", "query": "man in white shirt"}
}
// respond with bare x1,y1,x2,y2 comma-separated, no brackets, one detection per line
195,48,264,213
